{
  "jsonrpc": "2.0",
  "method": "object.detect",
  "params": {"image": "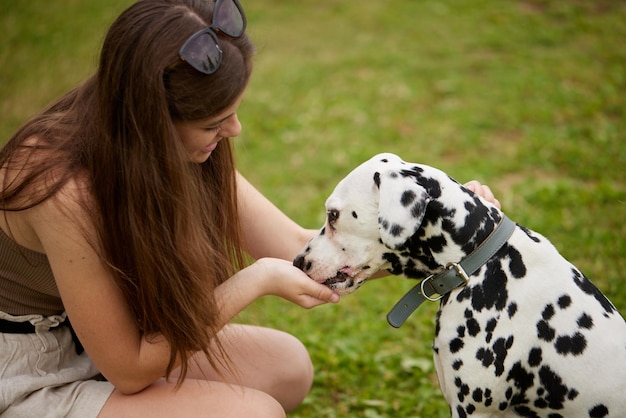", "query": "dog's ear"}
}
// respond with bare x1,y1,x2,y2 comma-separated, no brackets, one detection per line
376,171,431,249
